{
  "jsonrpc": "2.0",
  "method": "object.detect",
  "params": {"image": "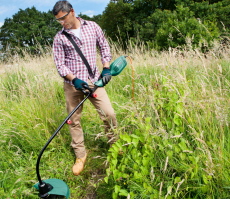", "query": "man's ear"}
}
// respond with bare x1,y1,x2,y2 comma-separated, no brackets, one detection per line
70,8,75,16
